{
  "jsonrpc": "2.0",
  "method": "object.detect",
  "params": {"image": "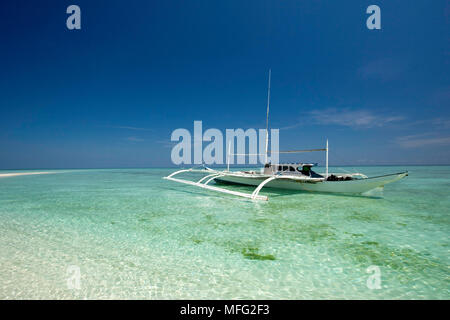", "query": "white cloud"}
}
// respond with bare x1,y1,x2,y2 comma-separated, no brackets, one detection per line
308,108,404,129
126,136,144,142
112,126,152,131
156,139,179,149
358,58,408,81
396,133,450,148
432,118,450,128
